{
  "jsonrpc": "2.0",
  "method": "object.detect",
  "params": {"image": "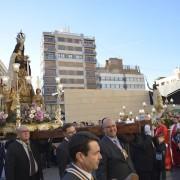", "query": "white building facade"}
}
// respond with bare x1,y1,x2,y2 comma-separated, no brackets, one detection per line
155,67,180,97
97,58,145,90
